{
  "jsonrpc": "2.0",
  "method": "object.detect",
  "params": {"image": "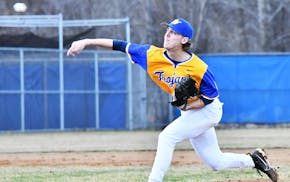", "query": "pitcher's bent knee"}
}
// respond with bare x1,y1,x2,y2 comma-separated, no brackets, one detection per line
206,158,227,171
